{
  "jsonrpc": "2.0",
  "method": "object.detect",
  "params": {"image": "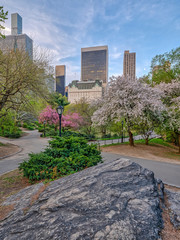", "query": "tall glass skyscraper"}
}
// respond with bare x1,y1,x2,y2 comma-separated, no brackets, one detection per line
0,13,33,58
11,13,22,35
55,65,66,96
81,46,108,84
